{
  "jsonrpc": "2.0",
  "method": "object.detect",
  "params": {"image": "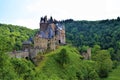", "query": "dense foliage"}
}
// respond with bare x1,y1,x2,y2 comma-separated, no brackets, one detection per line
63,17,120,61
0,23,37,52
0,44,117,80
103,65,120,80
0,52,36,80
0,52,17,80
